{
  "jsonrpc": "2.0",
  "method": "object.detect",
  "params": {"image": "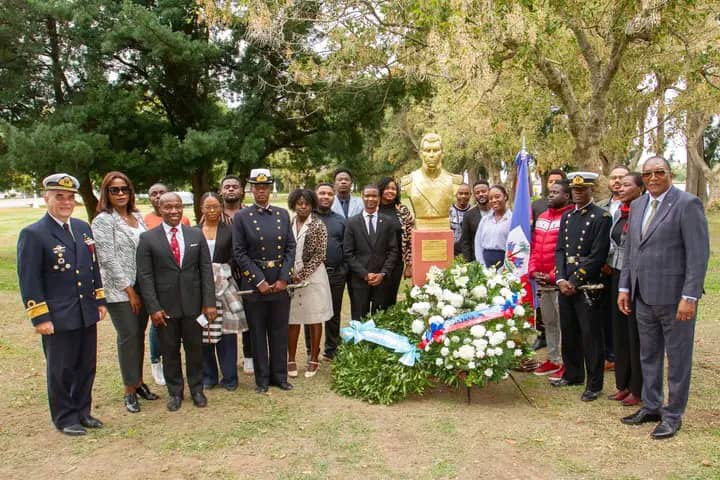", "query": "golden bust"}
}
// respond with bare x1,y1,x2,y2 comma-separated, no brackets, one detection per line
401,133,463,230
